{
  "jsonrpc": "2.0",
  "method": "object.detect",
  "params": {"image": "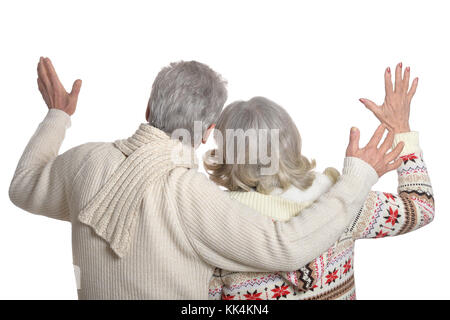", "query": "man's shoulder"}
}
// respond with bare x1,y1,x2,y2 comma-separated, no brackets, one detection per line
66,141,116,161
168,166,229,198
70,141,108,152
65,141,124,177
169,166,207,183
